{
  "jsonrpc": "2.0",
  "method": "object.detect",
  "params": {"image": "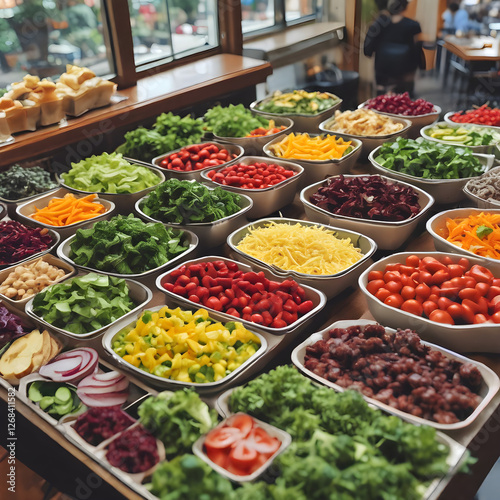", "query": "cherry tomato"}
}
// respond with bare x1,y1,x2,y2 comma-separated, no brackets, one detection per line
415,283,431,300
489,295,500,313
430,269,450,285
487,286,500,301
423,300,439,317
384,293,404,309
366,279,386,295
429,309,454,325
458,257,471,269
467,265,494,284
419,270,433,284
401,286,416,300
421,256,447,273
459,288,480,302
385,280,403,294
385,263,401,272
461,302,475,324
473,313,489,324
383,271,401,283
437,297,454,310
401,299,423,316
399,265,416,275
406,255,420,268
375,288,392,302
440,255,454,265
475,282,490,297
491,311,500,323
367,270,383,281
447,264,465,278
447,304,463,321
